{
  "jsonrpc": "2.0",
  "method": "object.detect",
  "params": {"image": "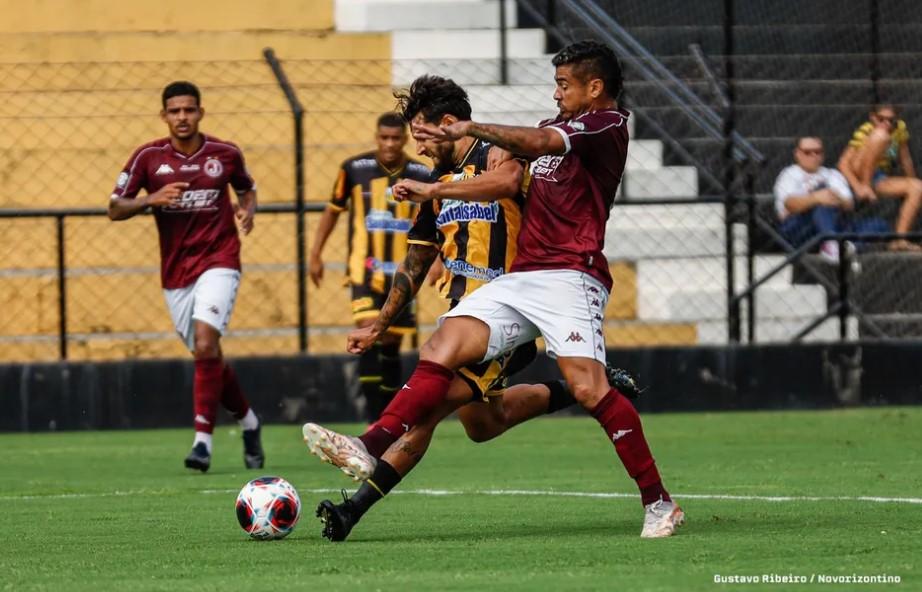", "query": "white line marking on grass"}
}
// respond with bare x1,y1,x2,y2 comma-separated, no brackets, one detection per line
5,488,922,505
